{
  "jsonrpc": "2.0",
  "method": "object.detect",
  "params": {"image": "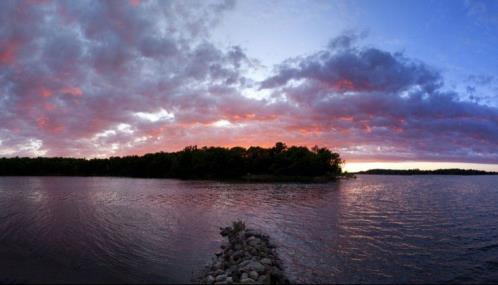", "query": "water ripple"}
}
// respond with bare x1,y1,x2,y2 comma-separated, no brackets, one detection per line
0,175,497,283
